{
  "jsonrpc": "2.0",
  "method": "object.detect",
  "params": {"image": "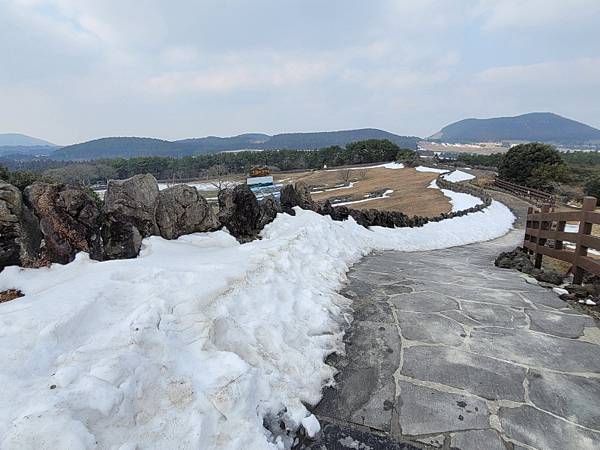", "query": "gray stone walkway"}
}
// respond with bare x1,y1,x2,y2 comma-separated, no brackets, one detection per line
308,231,600,450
